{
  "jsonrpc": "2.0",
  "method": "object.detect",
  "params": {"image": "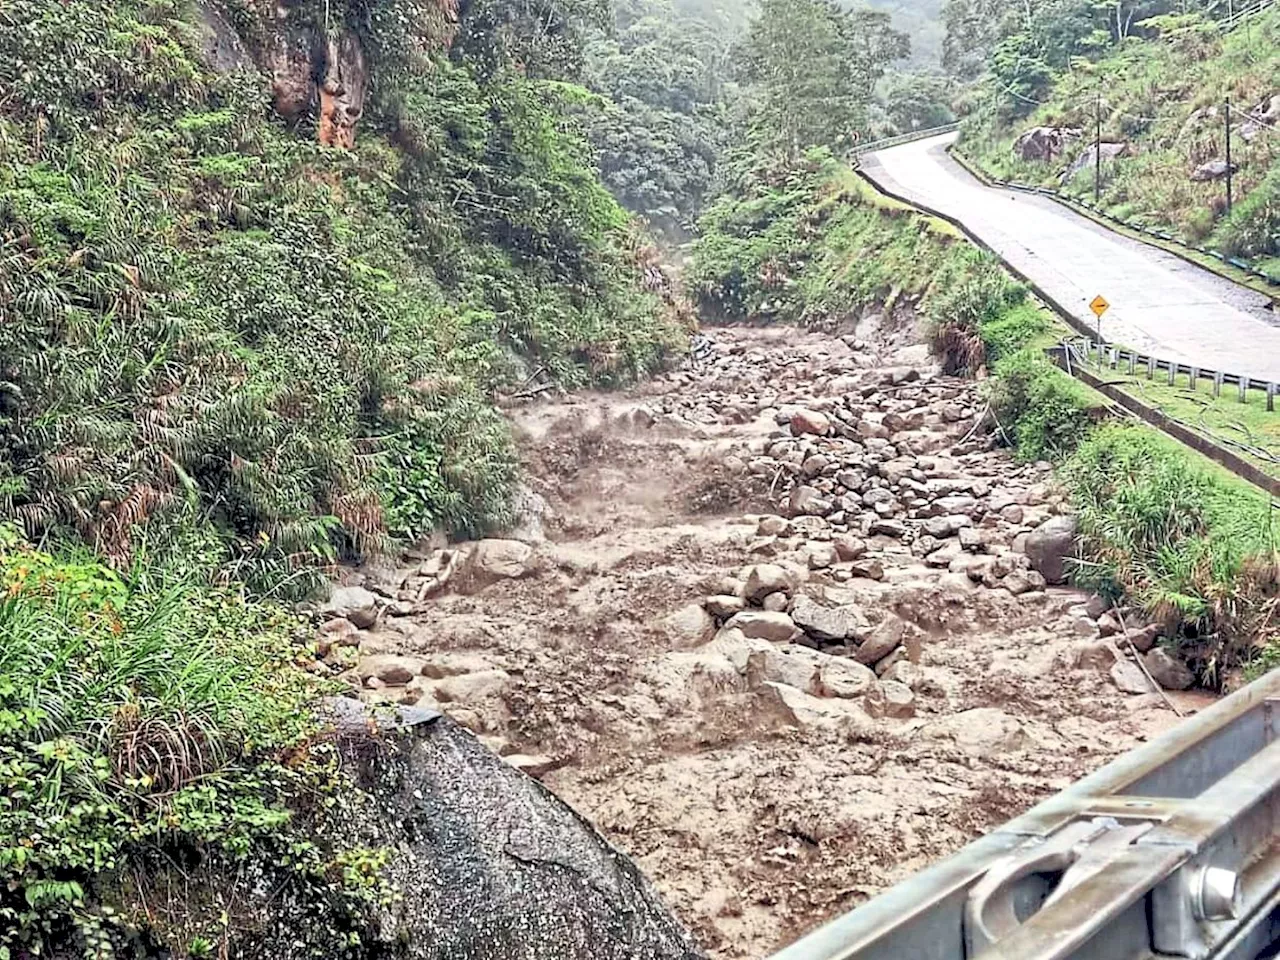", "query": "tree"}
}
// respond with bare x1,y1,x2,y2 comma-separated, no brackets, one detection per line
736,0,909,157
